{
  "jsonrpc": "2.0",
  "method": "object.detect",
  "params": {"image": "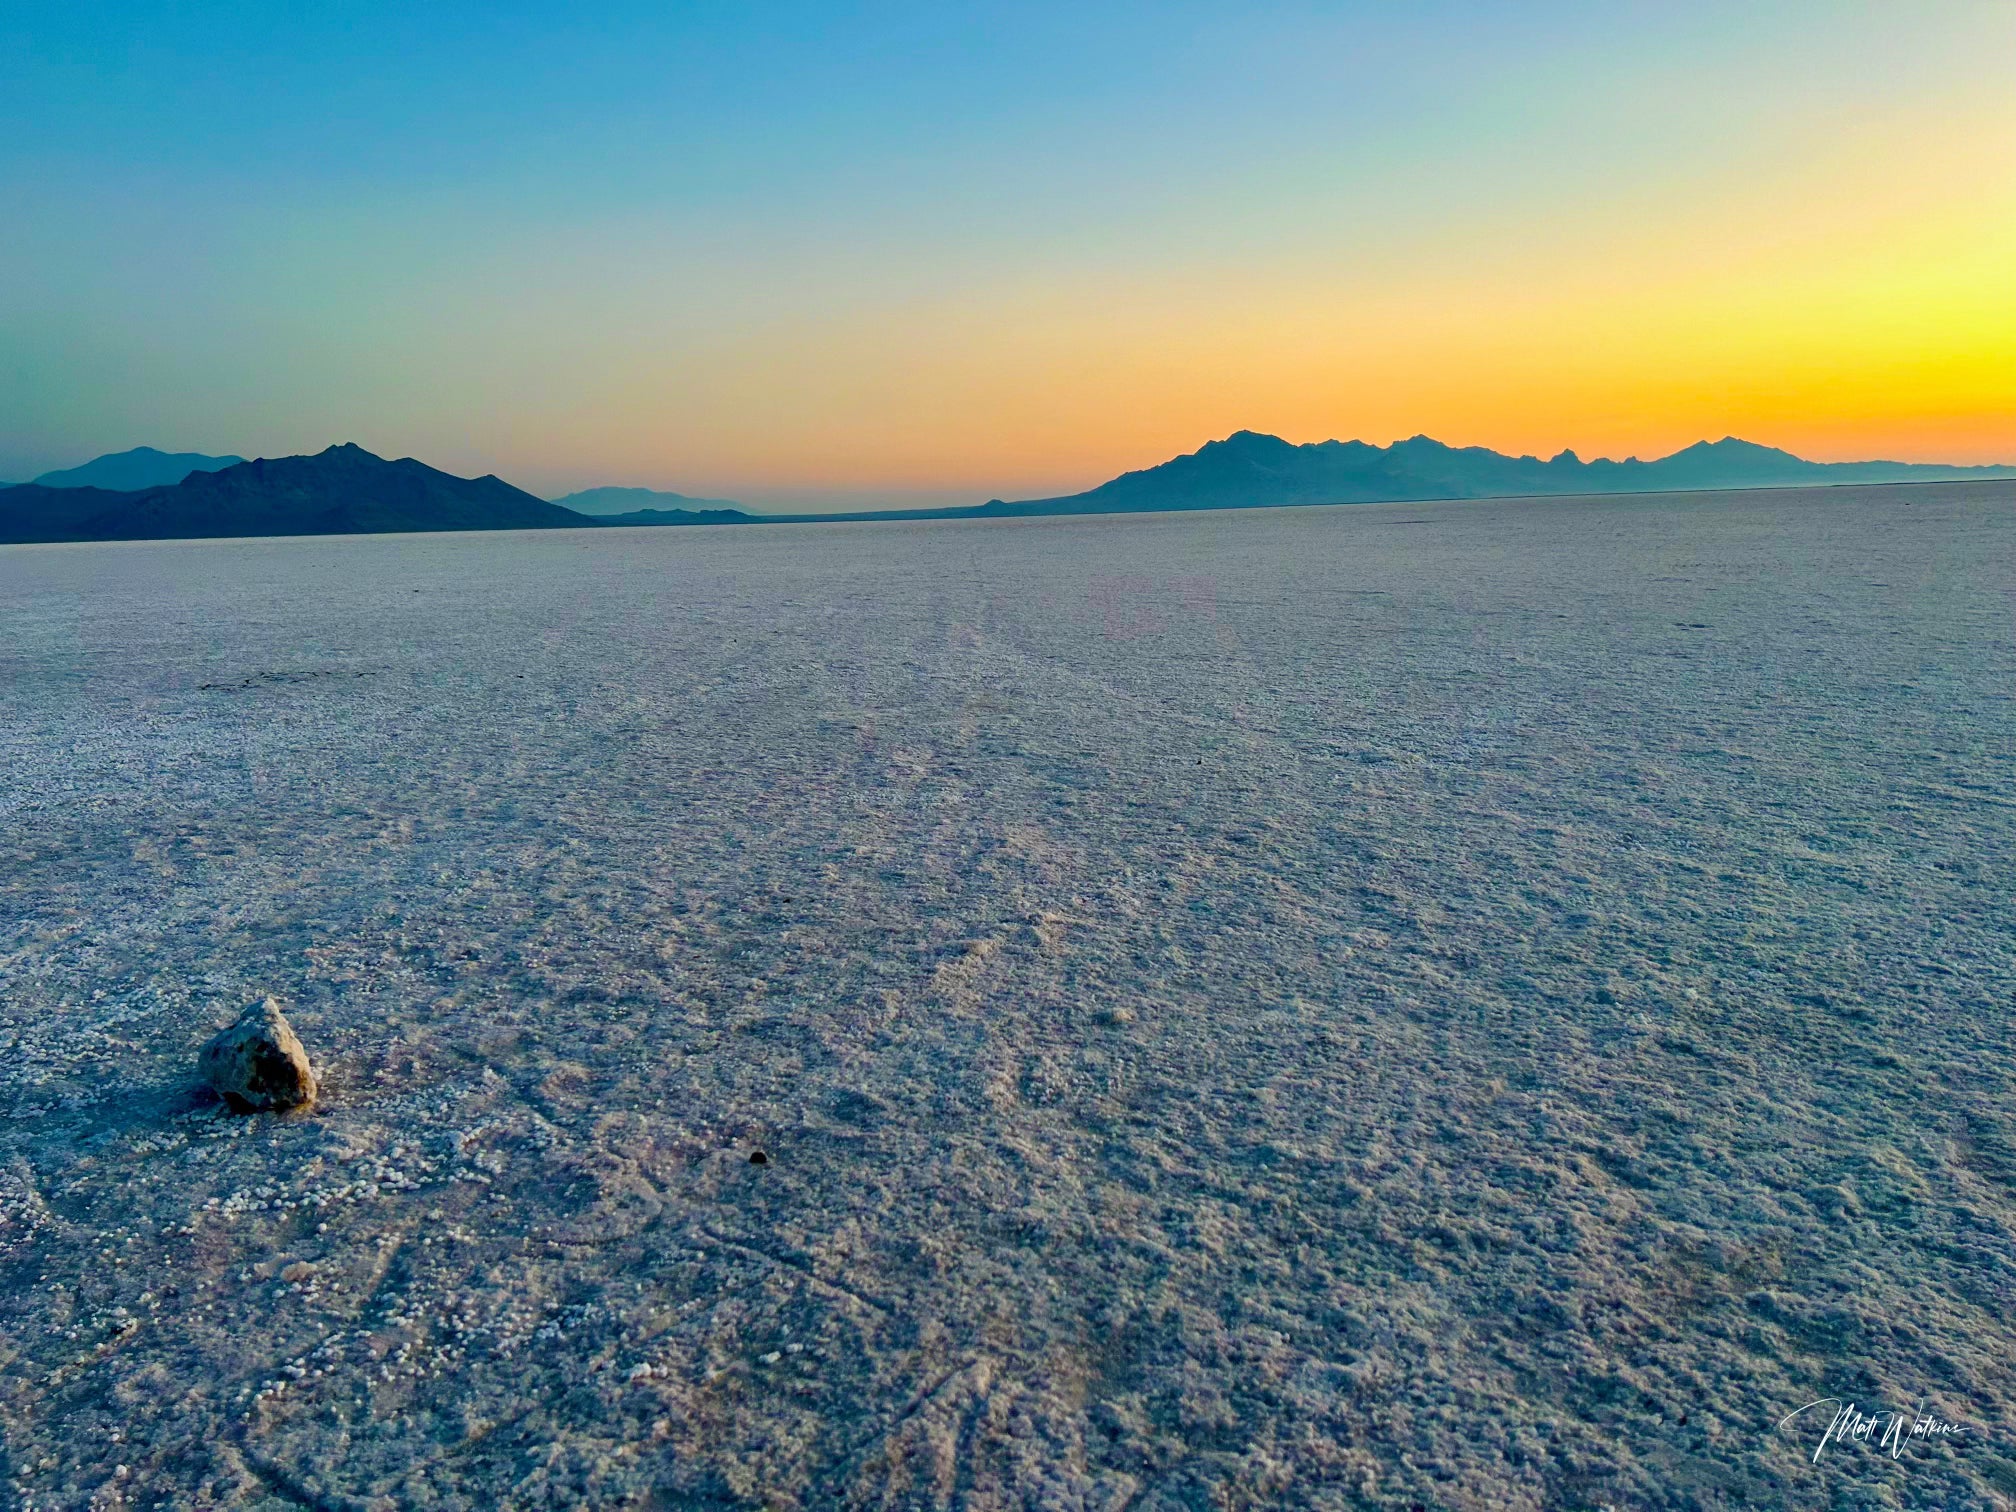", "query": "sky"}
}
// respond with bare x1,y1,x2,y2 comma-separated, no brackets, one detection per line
4,1,2013,508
